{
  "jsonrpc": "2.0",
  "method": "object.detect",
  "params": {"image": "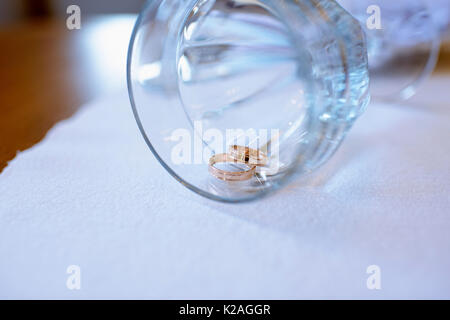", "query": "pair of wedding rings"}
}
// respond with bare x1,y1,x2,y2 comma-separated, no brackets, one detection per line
208,145,268,182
